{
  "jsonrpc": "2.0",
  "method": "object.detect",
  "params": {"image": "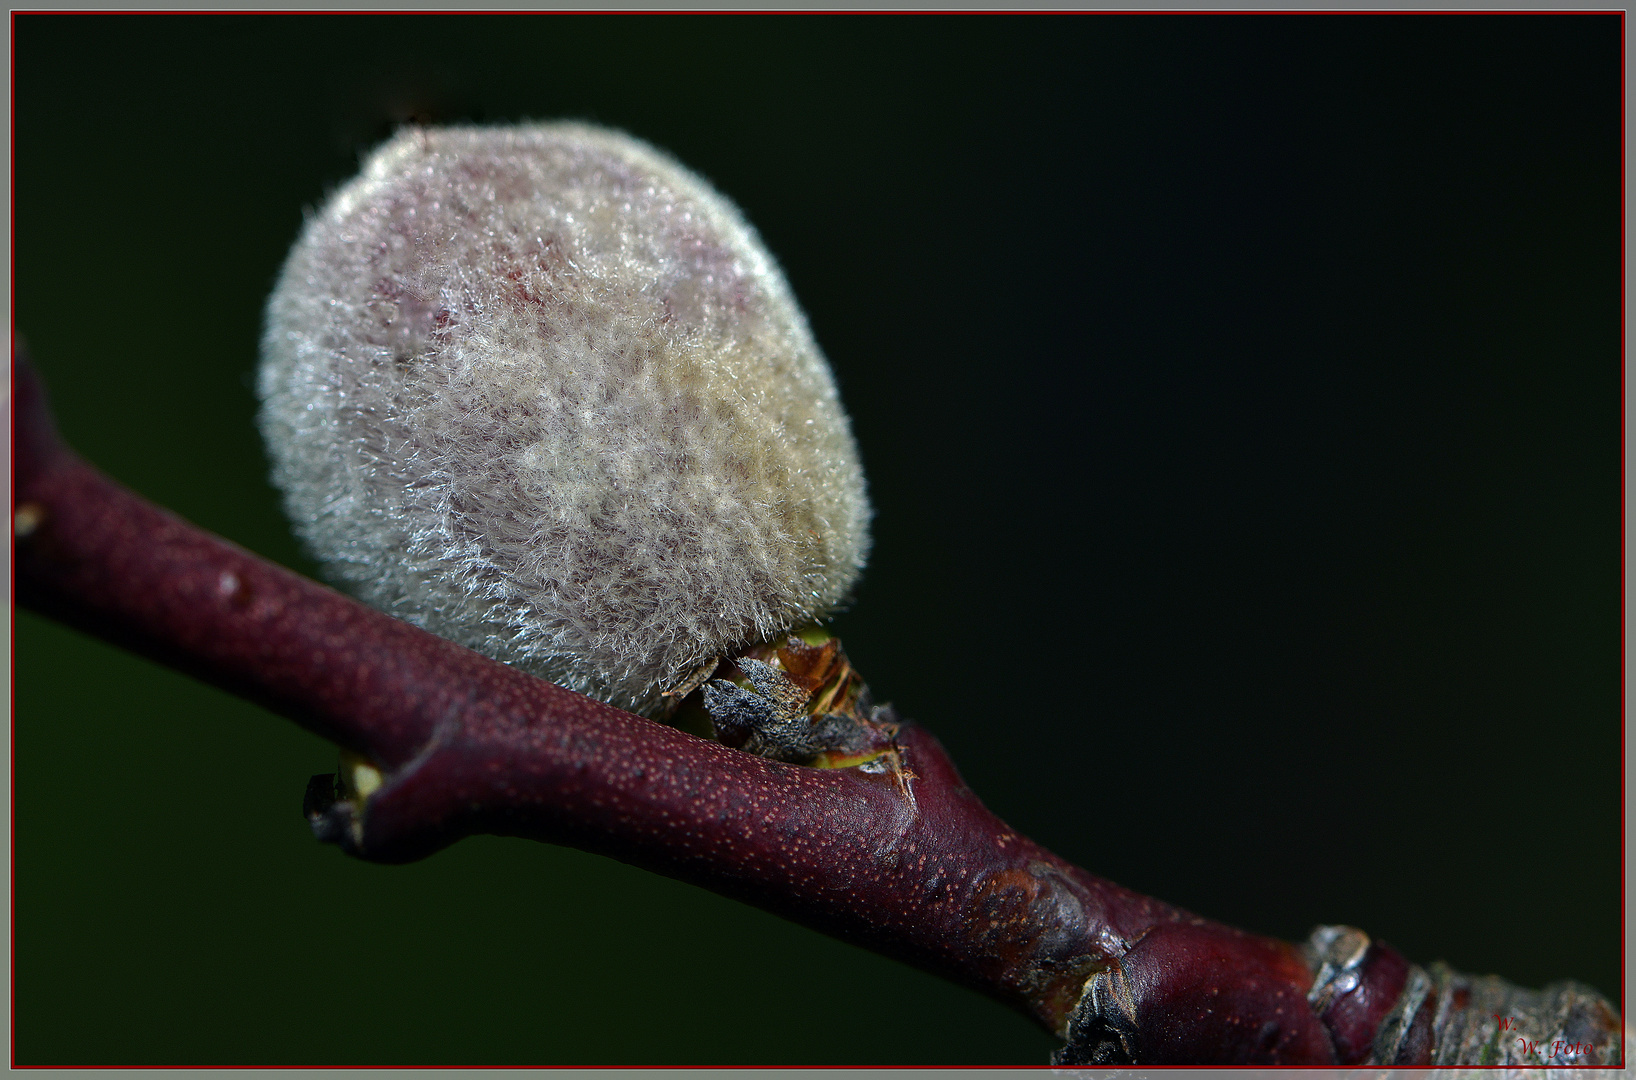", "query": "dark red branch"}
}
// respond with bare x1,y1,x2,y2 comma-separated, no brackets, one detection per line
12,348,1622,1066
